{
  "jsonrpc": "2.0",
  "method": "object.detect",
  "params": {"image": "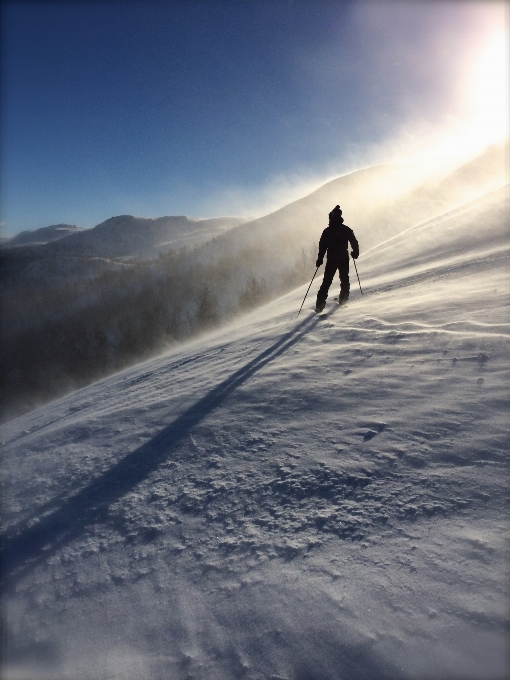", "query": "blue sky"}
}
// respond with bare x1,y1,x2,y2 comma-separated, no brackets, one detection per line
2,1,507,235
